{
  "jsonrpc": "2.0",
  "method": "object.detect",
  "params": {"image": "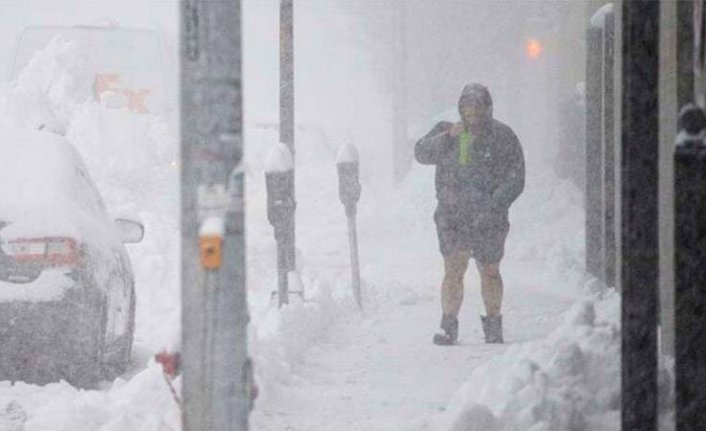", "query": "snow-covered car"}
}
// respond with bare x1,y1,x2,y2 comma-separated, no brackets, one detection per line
0,121,144,387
